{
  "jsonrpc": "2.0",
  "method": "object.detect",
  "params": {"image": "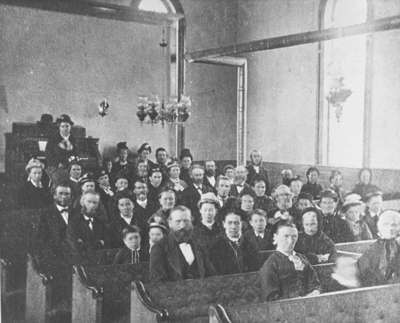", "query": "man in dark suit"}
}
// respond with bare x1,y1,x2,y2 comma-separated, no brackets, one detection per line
112,142,135,182
36,182,73,264
210,211,260,275
204,160,218,193
363,191,384,239
180,165,213,224
244,209,274,251
246,150,270,195
132,180,158,223
66,191,110,264
149,205,215,282
229,165,253,197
